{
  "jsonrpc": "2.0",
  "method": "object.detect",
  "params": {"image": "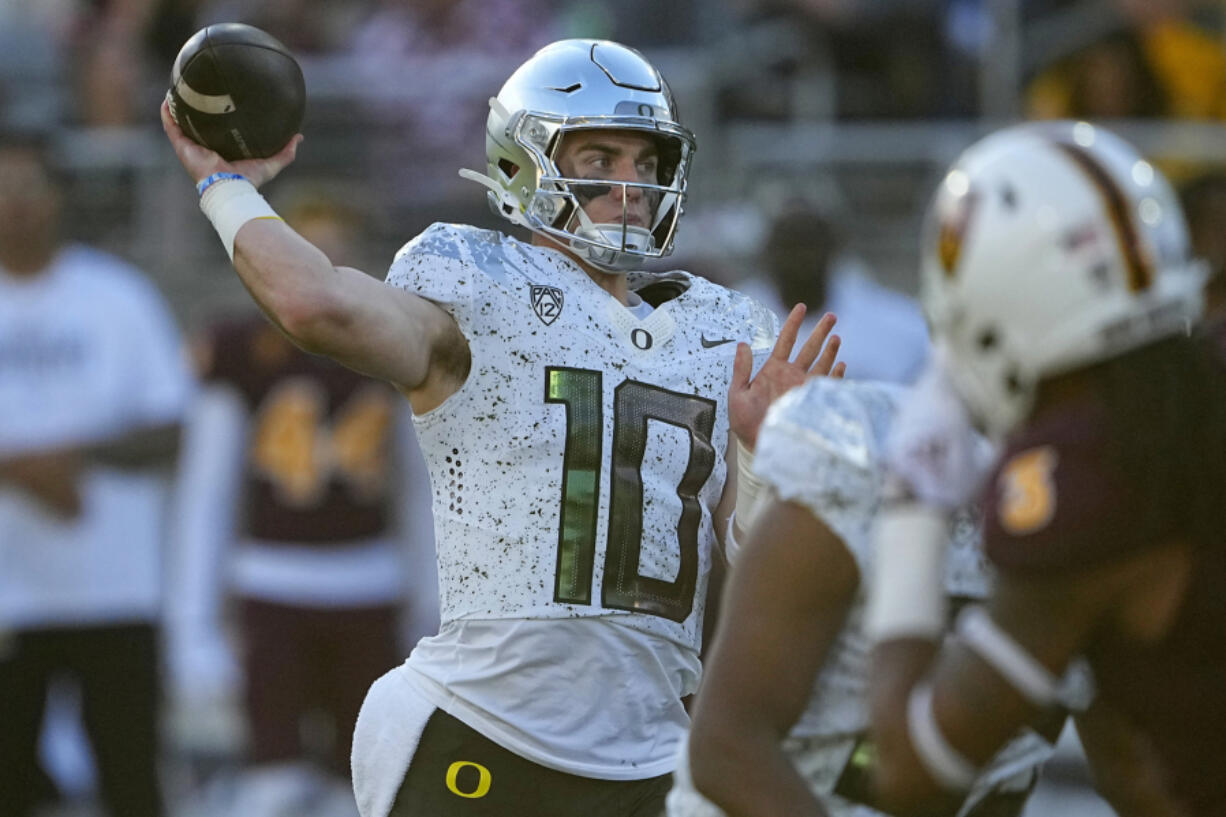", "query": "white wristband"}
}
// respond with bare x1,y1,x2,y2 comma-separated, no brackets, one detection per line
957,605,1059,708
906,680,978,791
864,502,949,643
732,437,767,540
198,178,280,260
955,605,1095,711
